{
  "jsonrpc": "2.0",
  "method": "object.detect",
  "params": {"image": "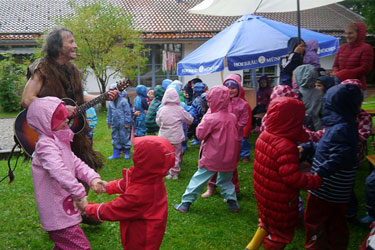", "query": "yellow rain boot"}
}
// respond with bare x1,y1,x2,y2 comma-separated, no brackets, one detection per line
245,227,268,250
